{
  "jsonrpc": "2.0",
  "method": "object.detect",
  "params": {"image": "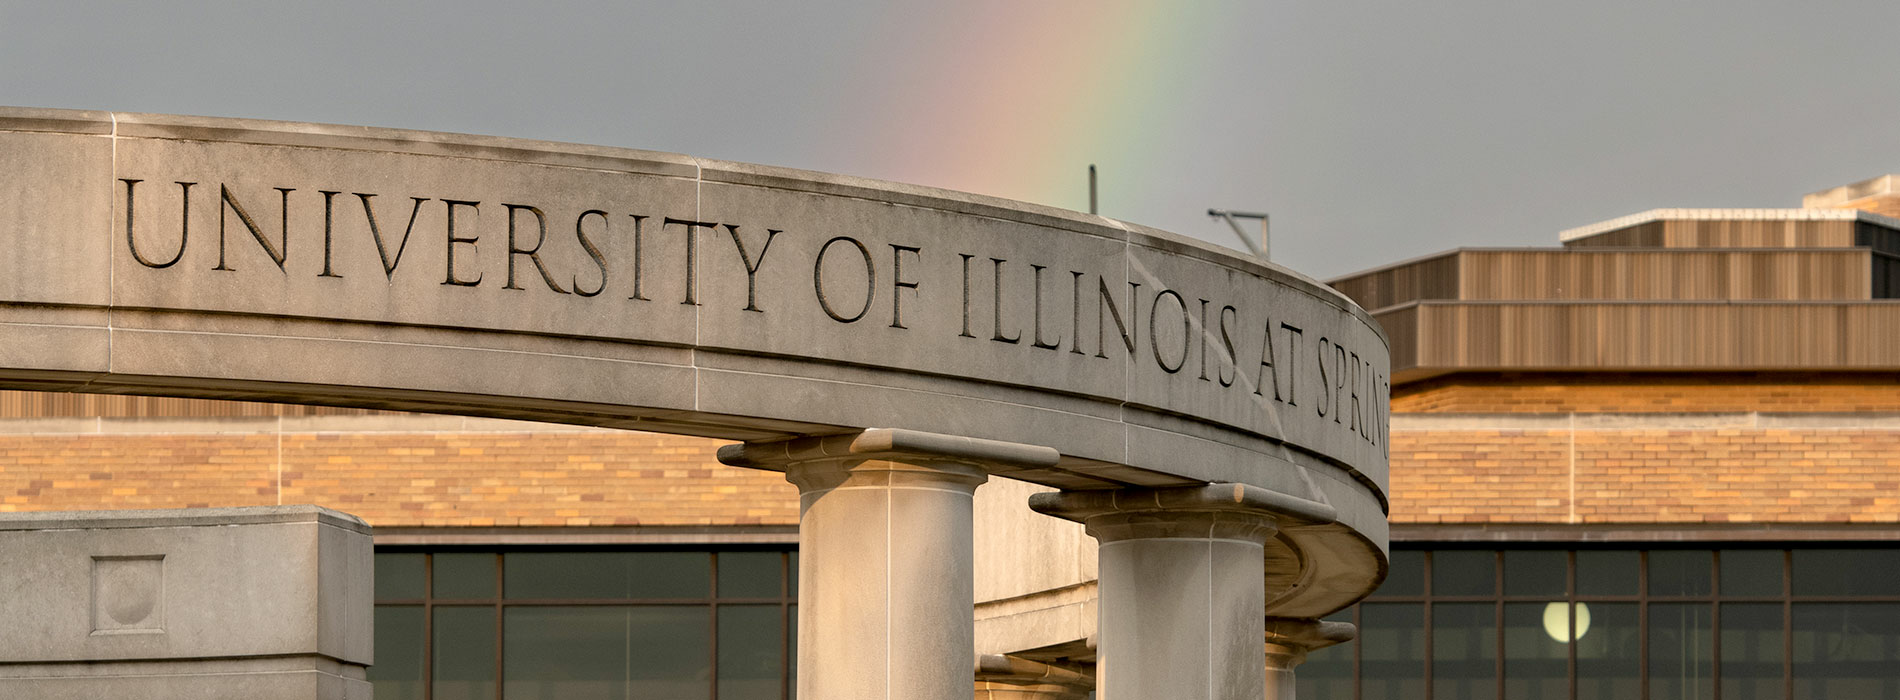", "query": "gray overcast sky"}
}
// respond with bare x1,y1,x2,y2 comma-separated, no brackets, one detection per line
5,1,1897,279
